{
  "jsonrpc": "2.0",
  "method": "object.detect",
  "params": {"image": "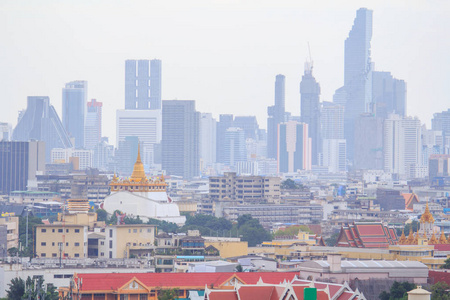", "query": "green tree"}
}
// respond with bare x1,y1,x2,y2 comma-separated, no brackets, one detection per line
147,218,179,233
19,215,43,257
402,220,419,236
273,225,313,238
123,215,143,224
6,277,25,300
430,282,450,300
96,209,108,222
440,257,450,269
379,281,416,300
236,215,271,247
22,276,59,300
325,232,339,247
235,264,243,272
281,179,303,189
158,288,179,300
